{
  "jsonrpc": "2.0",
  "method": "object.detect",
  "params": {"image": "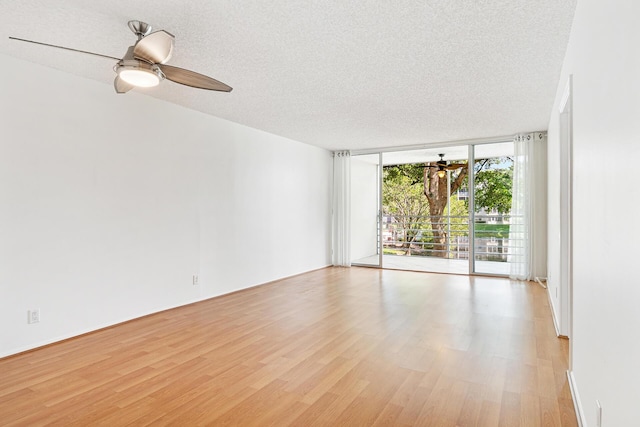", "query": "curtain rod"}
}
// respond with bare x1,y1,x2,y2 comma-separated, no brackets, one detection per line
345,132,546,156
